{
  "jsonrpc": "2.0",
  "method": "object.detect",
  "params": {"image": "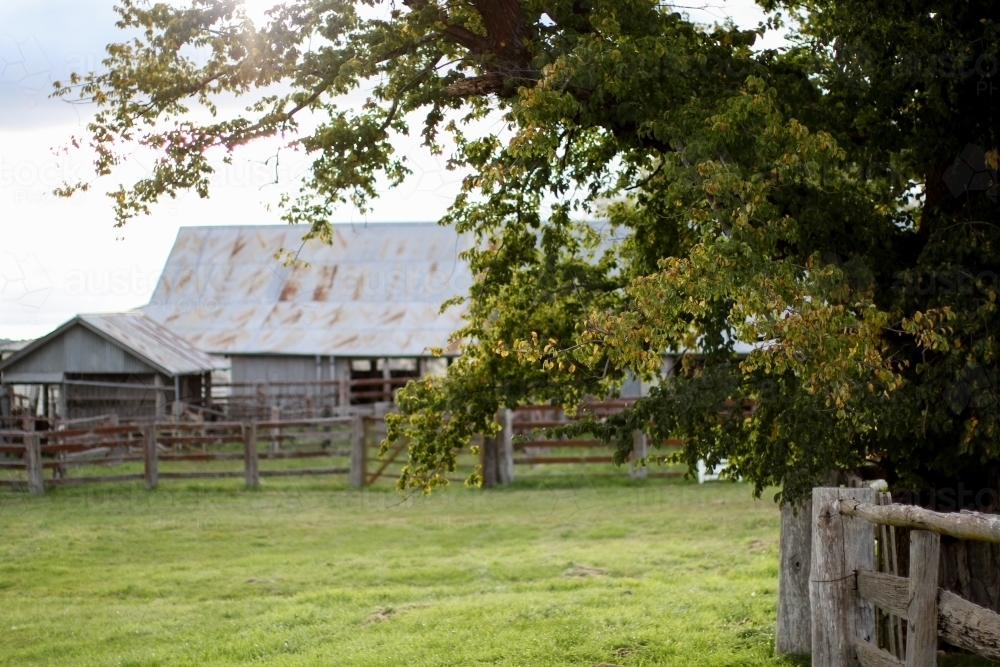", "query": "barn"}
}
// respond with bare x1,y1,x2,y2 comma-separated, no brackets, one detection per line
142,223,474,415
0,312,219,421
